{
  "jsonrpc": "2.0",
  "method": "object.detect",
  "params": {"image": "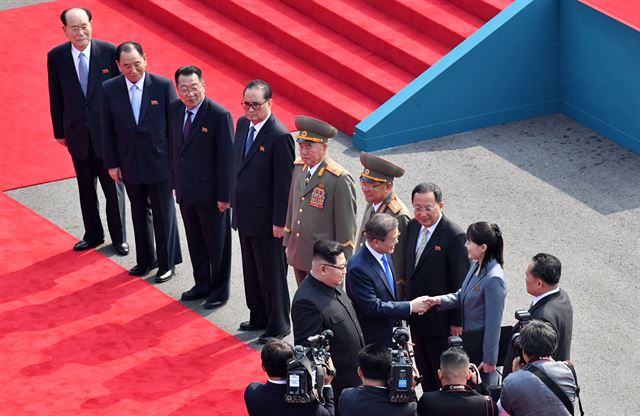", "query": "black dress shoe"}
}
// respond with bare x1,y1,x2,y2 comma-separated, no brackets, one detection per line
181,288,208,301
239,321,266,331
257,329,291,344
128,262,158,276
155,268,175,283
73,239,104,251
202,299,227,309
113,242,129,256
